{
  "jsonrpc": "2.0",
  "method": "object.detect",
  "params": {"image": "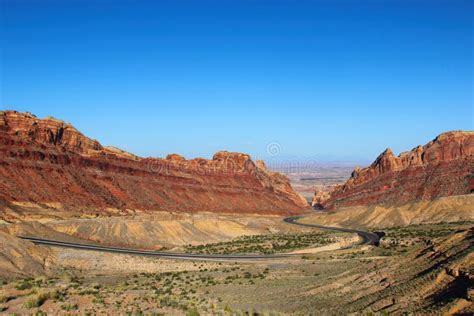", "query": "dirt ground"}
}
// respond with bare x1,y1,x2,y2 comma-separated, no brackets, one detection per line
0,221,472,315
0,196,472,314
